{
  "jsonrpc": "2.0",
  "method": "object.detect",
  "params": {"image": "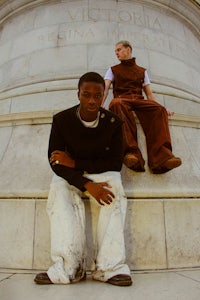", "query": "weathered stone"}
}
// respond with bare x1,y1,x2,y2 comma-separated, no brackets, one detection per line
0,0,199,270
